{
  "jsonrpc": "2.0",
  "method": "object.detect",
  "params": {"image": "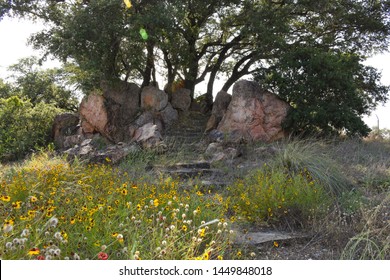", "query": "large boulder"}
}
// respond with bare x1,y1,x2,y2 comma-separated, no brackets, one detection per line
171,88,191,111
205,90,232,132
102,81,141,142
141,86,168,111
52,113,81,149
217,80,290,142
79,93,110,139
